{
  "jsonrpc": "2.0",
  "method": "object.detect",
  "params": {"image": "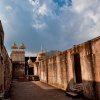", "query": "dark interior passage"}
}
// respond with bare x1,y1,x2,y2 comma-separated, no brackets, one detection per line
28,67,34,75
25,64,34,75
74,53,82,83
25,57,36,75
